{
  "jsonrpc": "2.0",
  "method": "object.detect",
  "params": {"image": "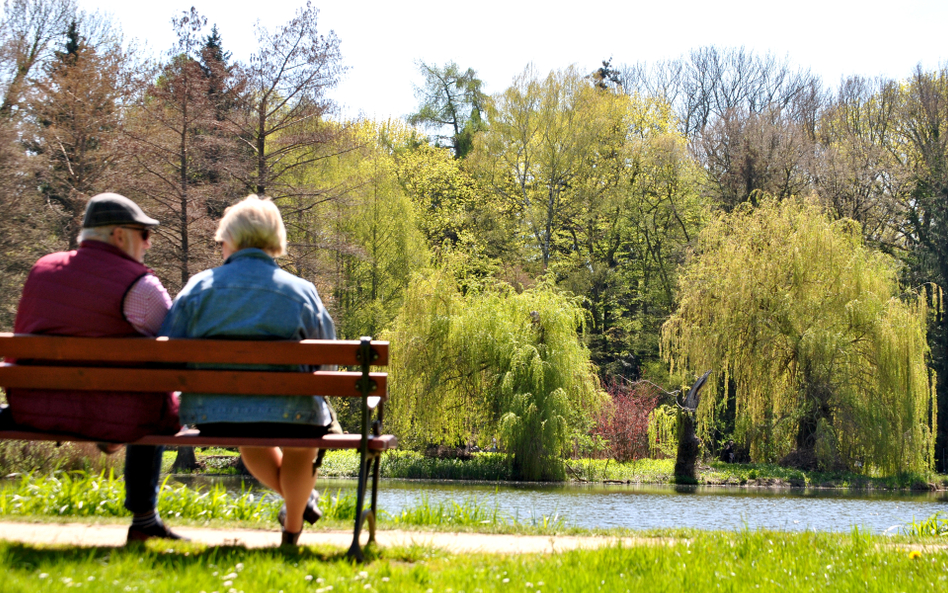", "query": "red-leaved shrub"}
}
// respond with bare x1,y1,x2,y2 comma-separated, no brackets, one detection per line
590,378,661,462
